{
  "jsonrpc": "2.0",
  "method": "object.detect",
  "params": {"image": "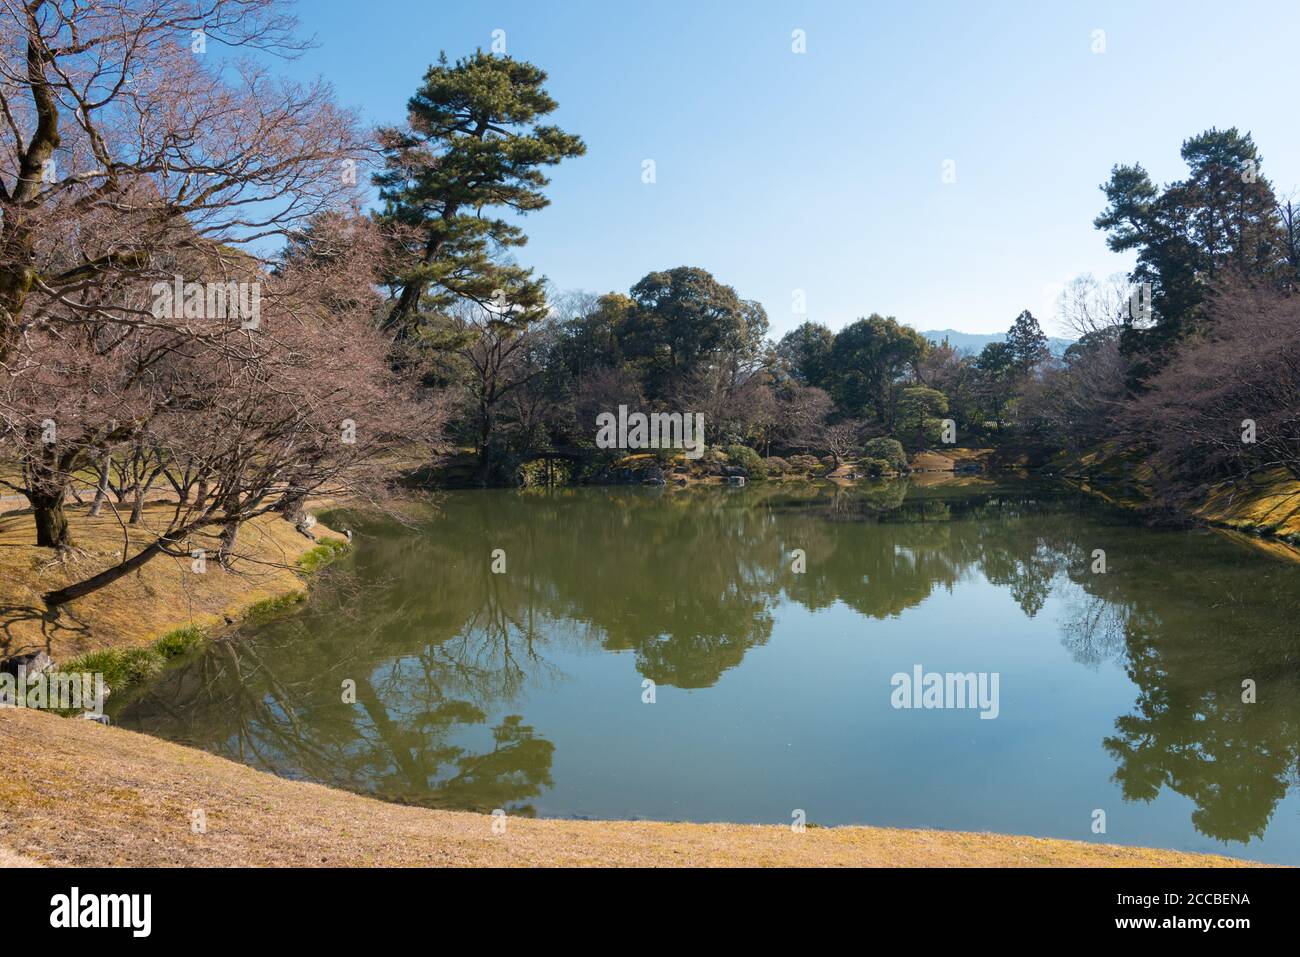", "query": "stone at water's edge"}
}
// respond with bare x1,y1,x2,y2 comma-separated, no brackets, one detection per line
0,651,53,677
